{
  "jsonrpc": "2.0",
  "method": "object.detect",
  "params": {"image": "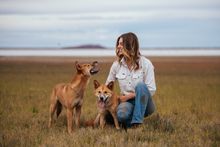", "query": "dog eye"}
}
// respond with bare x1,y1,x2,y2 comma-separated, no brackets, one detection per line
104,91,107,94
98,91,101,94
